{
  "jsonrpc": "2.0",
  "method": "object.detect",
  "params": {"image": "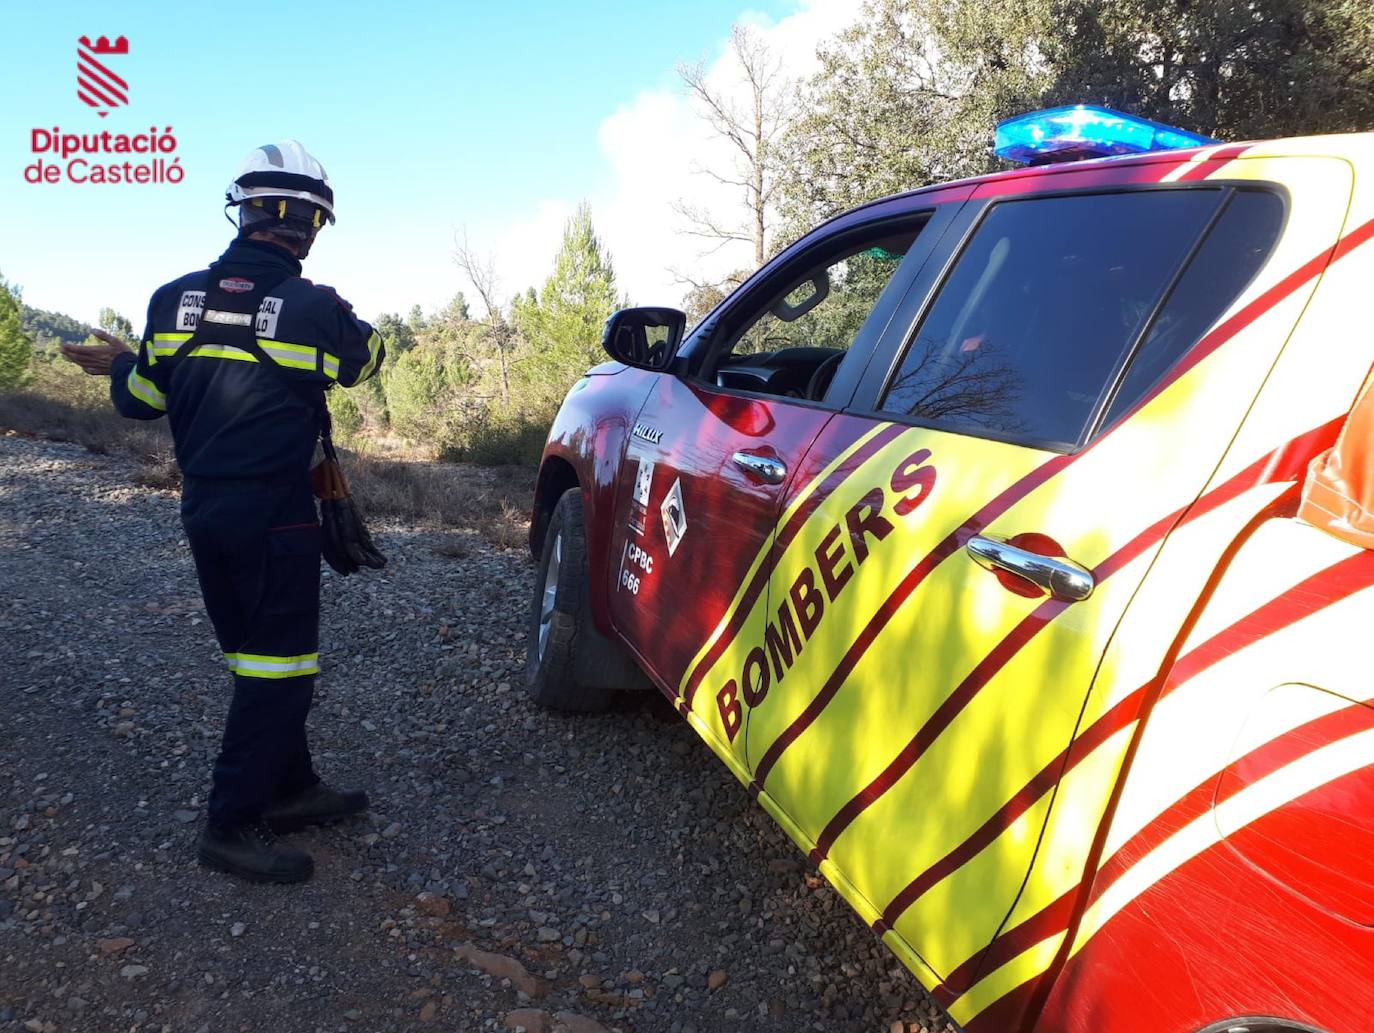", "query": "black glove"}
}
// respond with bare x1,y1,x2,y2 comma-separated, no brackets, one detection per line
319,493,387,575
311,448,386,576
